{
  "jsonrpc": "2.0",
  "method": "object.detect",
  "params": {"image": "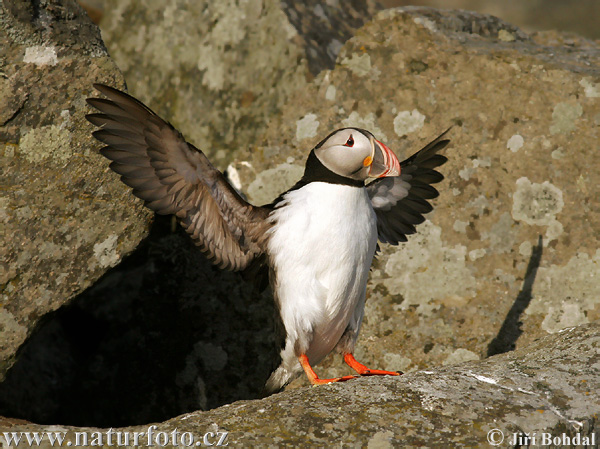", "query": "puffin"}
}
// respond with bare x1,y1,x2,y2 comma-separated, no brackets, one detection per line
86,84,450,393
